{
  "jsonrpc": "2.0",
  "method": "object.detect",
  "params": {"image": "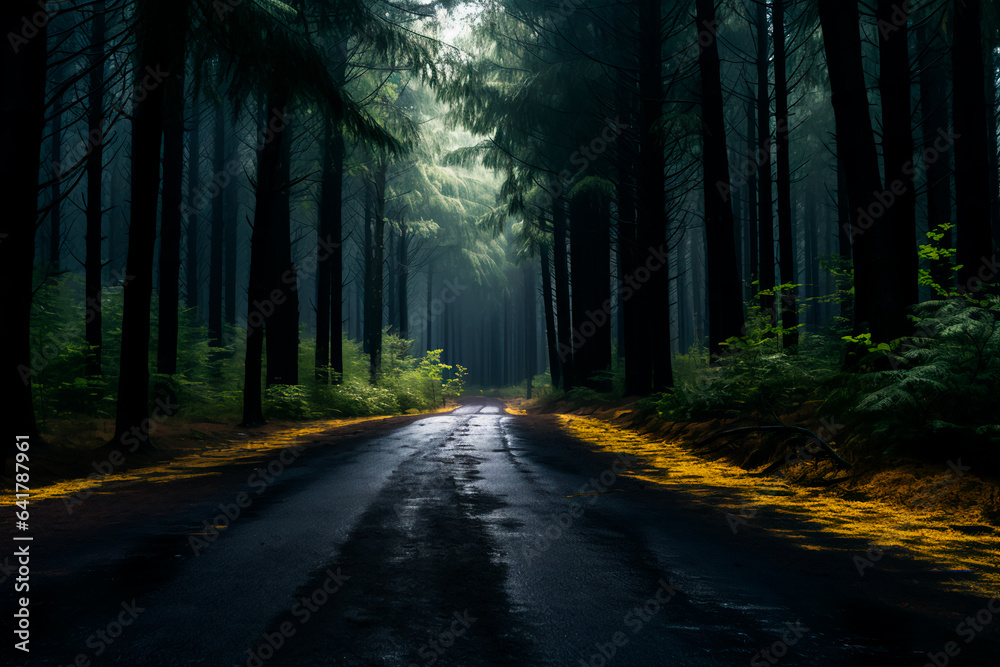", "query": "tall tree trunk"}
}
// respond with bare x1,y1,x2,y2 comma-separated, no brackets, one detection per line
362,186,374,355
698,0,745,354
114,0,182,448
185,108,200,310
877,0,916,337
426,263,433,351
316,114,345,383
386,225,396,333
985,47,999,250
952,0,994,290
365,164,387,383
48,88,63,271
242,89,288,425
524,264,537,398
85,0,106,377
265,108,299,386
398,218,409,341
773,0,797,347
552,200,574,391
157,64,186,374
632,0,671,392
819,0,894,341
917,23,952,292
208,97,225,348
569,187,612,390
746,98,759,296
540,242,561,389
224,107,238,326
835,147,854,326
2,0,48,464
756,0,776,320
